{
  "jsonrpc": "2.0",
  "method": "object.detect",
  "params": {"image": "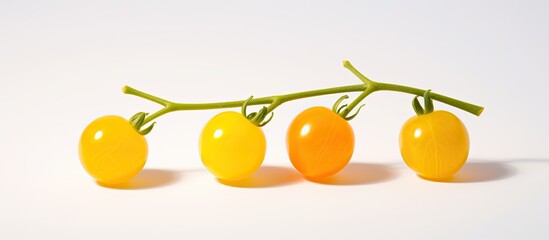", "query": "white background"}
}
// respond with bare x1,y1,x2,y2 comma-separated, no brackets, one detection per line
1,0,548,239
